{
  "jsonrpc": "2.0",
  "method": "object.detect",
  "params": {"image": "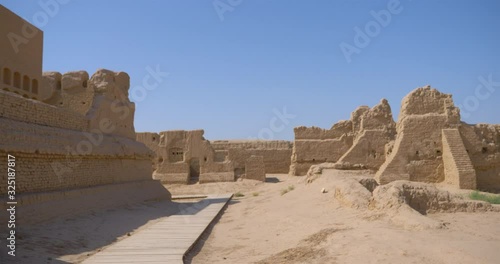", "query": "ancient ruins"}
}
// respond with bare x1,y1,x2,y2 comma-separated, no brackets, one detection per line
136,131,292,183
291,86,500,191
0,6,170,226
1,3,499,263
